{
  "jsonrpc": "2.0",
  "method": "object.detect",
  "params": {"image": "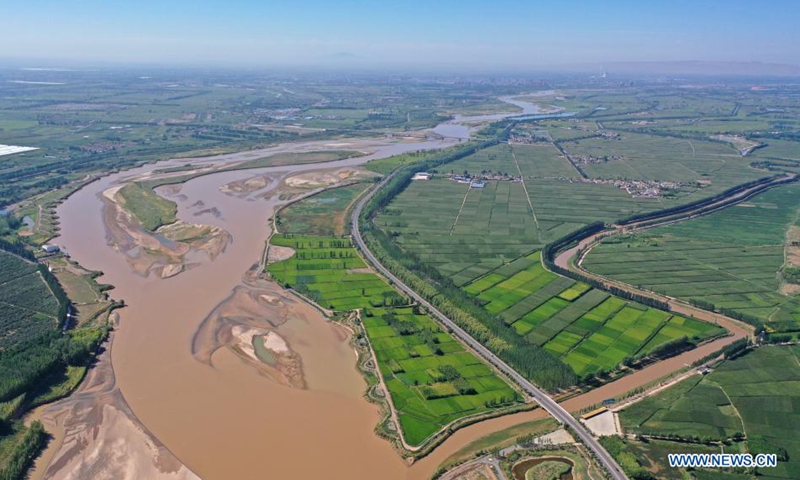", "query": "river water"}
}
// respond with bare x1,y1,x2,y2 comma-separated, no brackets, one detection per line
44,89,745,480
432,92,562,140
48,98,562,480
44,91,743,479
